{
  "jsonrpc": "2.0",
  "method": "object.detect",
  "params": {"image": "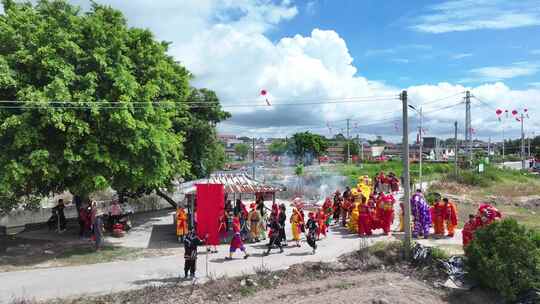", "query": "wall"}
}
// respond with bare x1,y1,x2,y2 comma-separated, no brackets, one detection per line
0,193,173,235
